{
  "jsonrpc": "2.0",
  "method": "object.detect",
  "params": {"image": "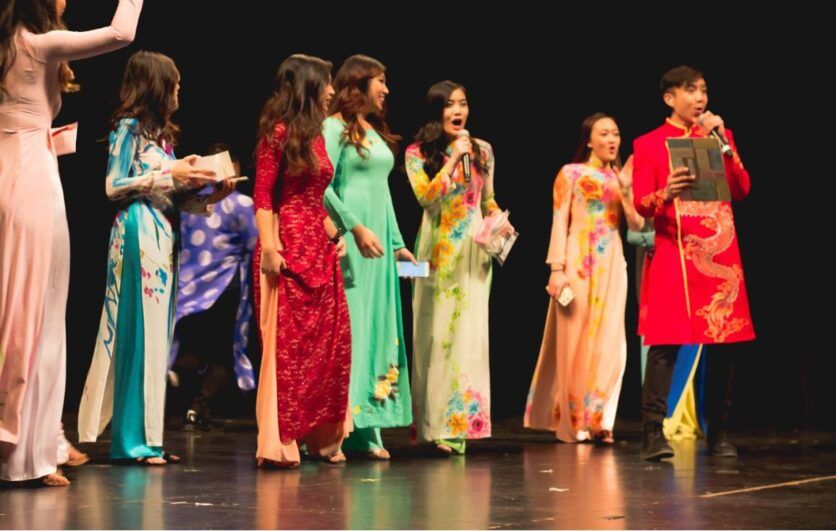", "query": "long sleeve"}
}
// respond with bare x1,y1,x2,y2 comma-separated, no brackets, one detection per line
405,144,449,210
546,167,573,268
105,119,174,202
632,137,666,218
477,141,501,216
25,0,142,63
321,118,361,232
385,189,405,249
232,207,257,391
253,124,286,213
723,129,751,201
